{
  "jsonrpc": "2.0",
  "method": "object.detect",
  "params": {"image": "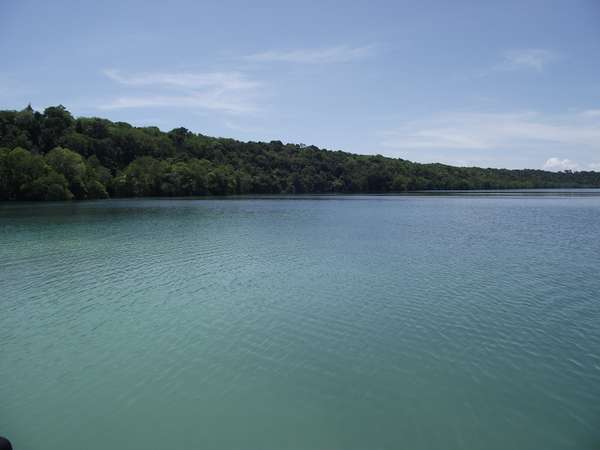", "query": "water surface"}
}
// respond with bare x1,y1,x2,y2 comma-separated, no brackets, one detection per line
1,193,599,449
